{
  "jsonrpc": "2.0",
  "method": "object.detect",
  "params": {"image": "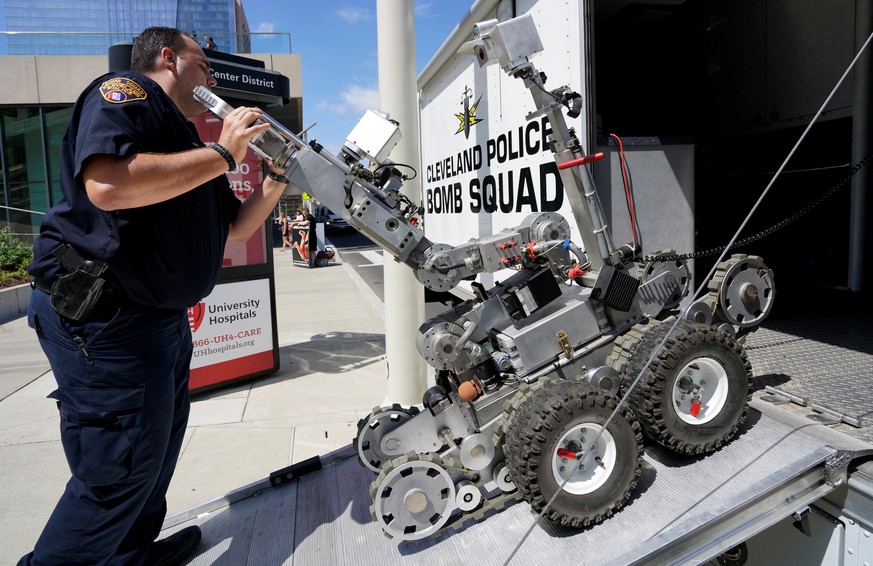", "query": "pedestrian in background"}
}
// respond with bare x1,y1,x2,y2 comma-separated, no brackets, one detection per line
22,26,290,566
293,208,313,226
279,210,292,251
